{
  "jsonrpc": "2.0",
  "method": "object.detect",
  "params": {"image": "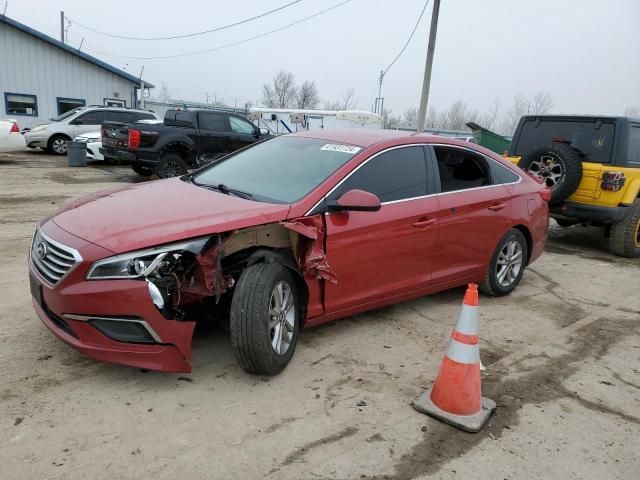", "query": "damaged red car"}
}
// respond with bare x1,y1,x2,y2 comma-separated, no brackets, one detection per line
29,130,549,374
